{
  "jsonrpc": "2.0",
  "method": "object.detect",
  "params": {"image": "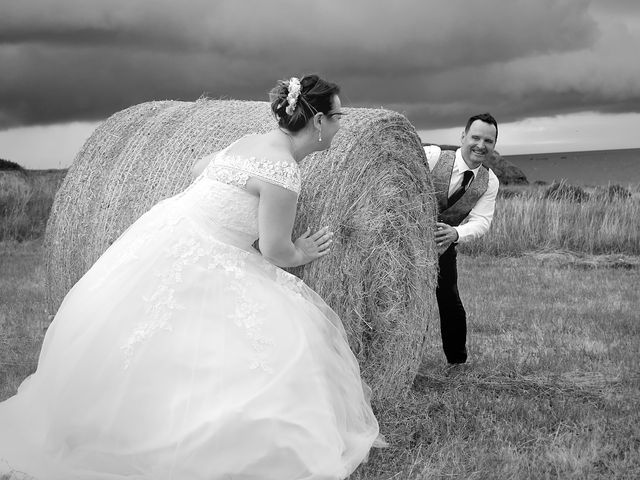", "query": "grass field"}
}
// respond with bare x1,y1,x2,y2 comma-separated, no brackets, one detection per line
1,241,638,479
459,186,640,256
2,169,639,256
1,167,639,477
0,169,66,241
